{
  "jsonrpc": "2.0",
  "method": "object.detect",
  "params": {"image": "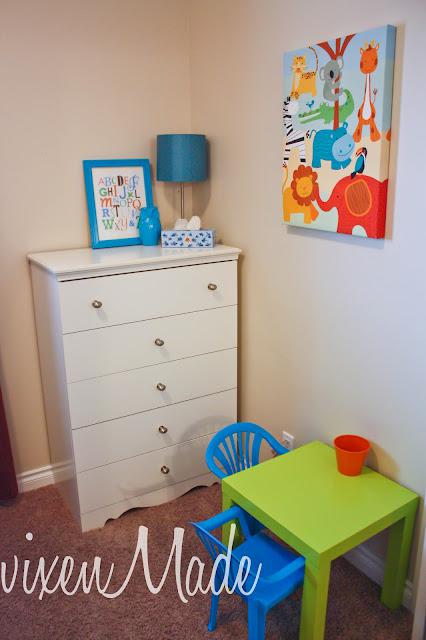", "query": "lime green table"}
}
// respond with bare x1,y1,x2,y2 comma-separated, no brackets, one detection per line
221,441,419,640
